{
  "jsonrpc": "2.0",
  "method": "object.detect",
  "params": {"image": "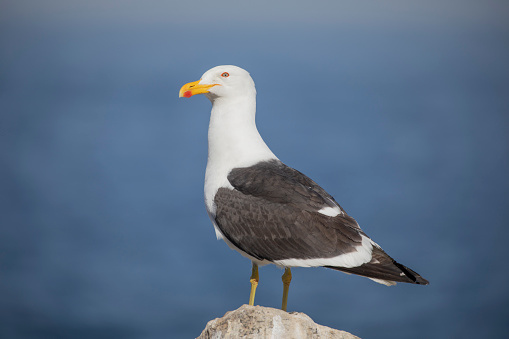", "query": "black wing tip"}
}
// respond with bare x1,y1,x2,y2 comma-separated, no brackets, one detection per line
412,274,430,285
408,275,429,285
325,260,430,286
417,279,430,285
393,261,429,285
